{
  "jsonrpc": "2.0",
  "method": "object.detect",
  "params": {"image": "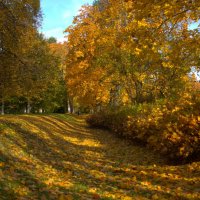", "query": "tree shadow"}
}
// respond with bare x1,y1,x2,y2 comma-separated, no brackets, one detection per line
0,115,199,200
